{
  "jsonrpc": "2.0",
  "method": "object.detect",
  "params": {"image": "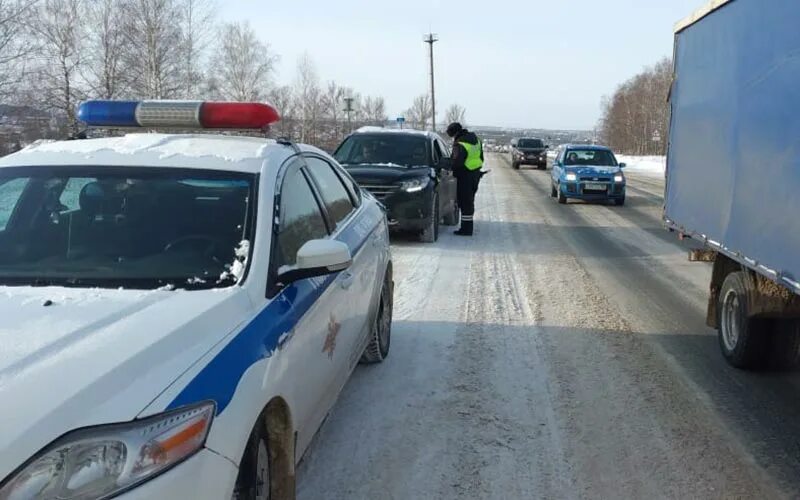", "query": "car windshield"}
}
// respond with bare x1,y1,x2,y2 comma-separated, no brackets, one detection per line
334,134,430,167
0,166,256,290
564,149,617,166
518,139,544,148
